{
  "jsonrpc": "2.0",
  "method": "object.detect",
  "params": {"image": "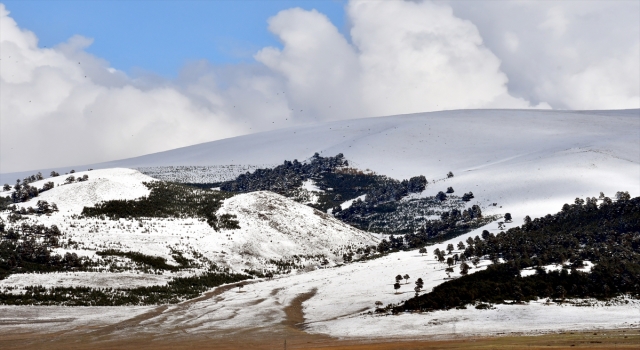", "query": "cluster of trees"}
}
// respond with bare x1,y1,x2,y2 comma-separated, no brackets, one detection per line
6,200,59,220
64,174,89,184
215,154,491,239
0,222,85,279
220,153,350,193
397,193,640,312
2,171,89,201
220,153,427,213
392,274,412,293
8,180,39,203
3,172,46,192
4,178,58,204
436,191,474,202
96,249,185,272
362,205,494,254
81,182,239,231
397,206,491,249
